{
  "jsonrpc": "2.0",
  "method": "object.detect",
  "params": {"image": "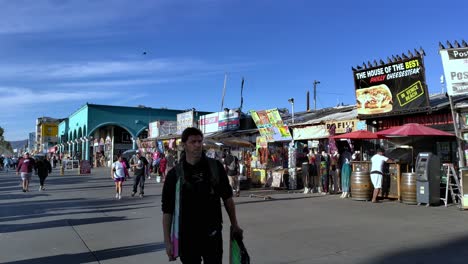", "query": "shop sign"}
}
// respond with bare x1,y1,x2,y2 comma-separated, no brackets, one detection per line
149,121,159,138
353,55,429,118
325,119,359,134
440,47,468,96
